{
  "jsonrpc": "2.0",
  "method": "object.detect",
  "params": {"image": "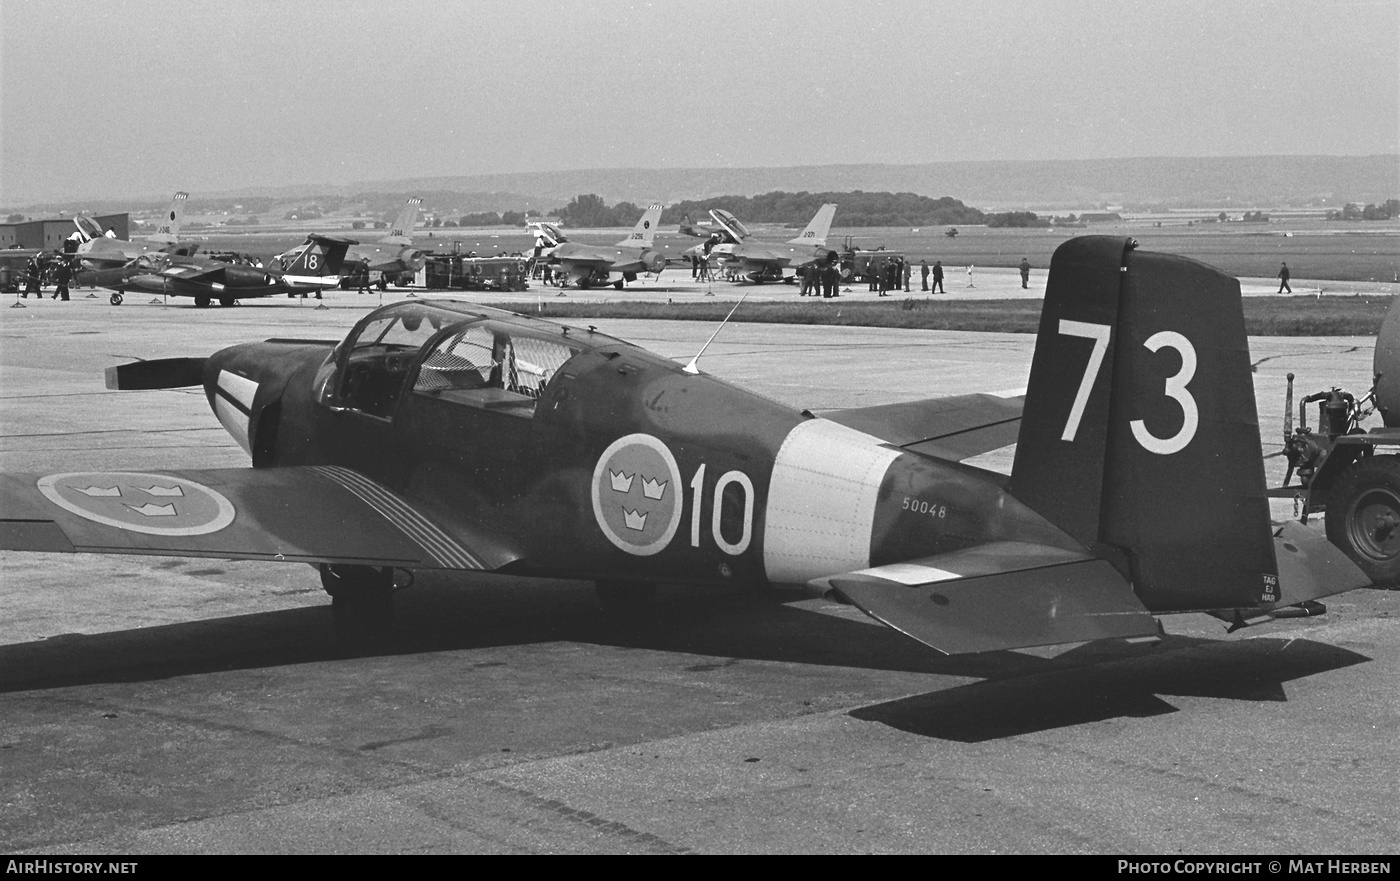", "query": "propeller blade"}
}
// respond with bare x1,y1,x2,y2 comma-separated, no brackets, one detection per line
104,357,206,390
